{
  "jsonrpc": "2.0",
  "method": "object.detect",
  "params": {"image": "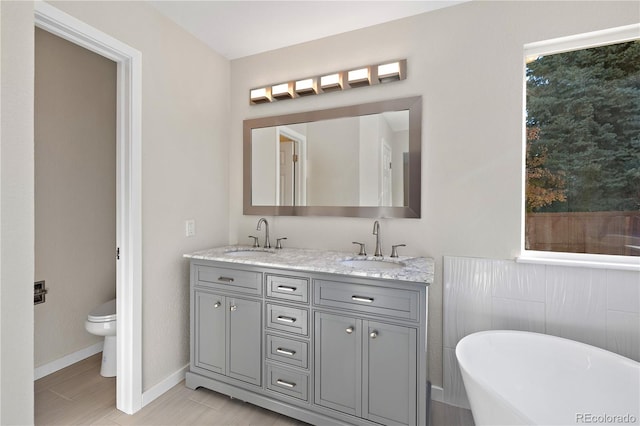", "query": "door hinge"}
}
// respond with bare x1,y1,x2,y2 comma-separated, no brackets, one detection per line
116,247,120,260
292,154,299,163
